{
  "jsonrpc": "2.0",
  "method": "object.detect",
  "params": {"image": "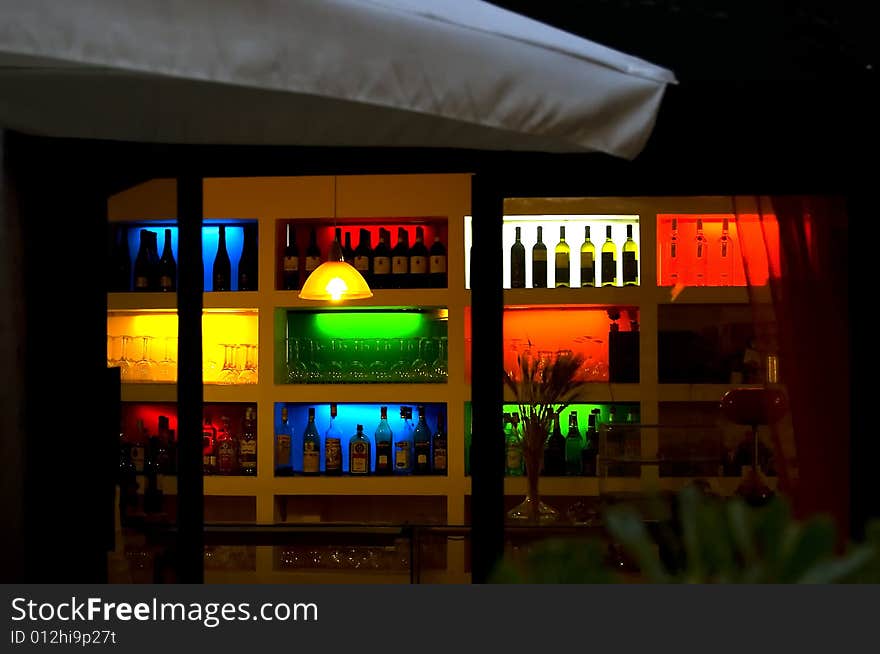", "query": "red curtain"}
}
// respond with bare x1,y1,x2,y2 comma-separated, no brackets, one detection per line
735,195,849,536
